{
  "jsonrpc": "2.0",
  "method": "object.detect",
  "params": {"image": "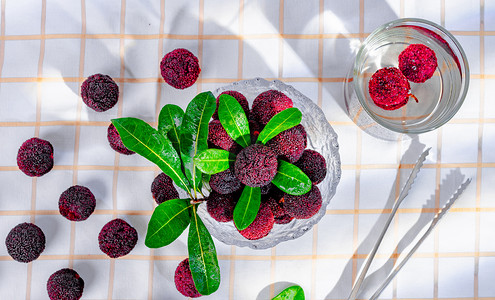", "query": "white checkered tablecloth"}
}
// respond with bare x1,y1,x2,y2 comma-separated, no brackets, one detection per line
0,0,494,299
